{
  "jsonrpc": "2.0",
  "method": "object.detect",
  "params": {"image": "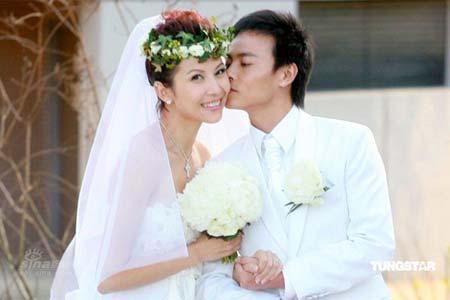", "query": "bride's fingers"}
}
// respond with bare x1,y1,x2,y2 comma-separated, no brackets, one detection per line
223,238,241,256
230,236,242,251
